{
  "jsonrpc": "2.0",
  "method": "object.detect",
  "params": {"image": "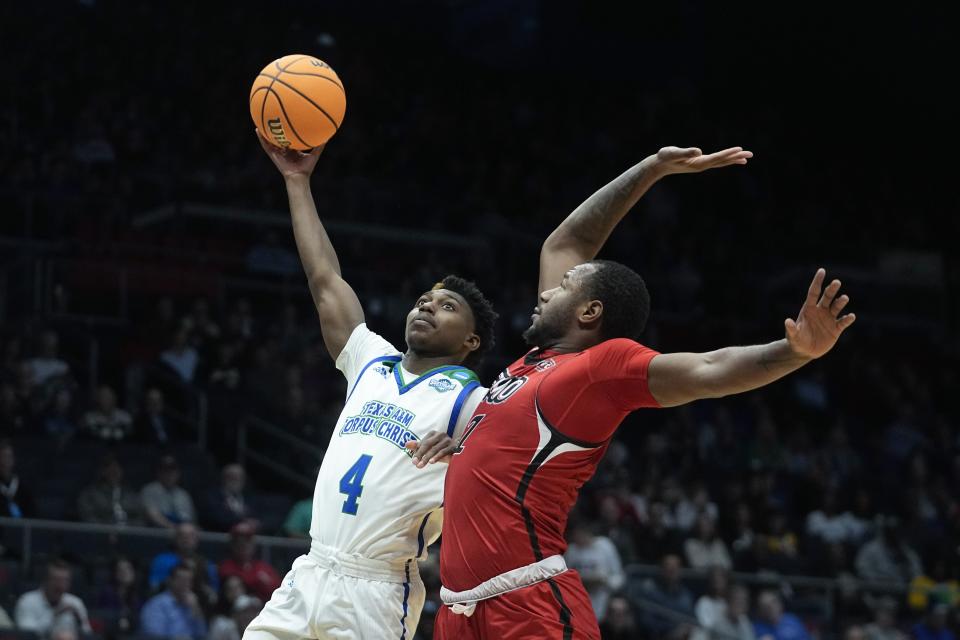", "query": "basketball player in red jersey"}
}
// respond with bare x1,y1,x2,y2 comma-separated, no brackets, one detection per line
433,147,855,639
